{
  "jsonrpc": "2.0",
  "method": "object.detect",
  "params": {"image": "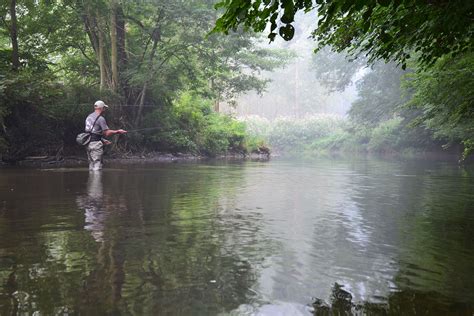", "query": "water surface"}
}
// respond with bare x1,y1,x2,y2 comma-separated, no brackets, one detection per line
1,158,473,315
